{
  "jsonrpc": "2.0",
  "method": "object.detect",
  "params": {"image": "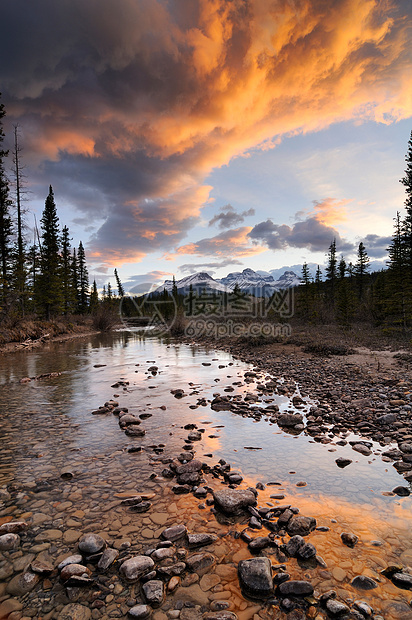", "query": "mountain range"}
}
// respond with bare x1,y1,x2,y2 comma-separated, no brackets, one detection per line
157,268,301,296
